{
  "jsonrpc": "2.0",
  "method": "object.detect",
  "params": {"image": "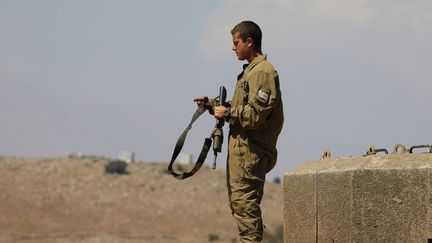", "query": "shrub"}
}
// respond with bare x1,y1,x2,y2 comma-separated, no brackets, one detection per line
208,233,219,241
105,160,128,174
273,177,281,184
